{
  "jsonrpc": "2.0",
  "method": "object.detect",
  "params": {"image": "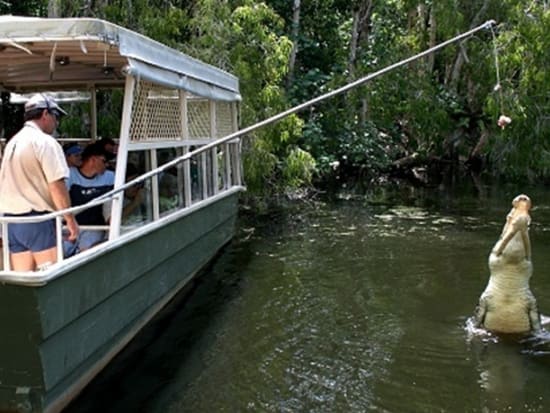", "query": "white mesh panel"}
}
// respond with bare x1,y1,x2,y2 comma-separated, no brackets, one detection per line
129,80,182,141
188,99,210,139
216,102,234,138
